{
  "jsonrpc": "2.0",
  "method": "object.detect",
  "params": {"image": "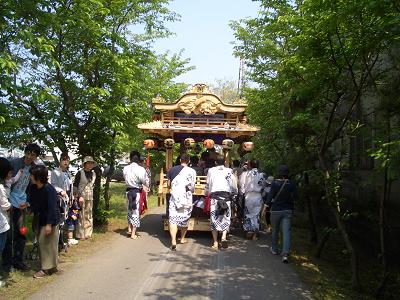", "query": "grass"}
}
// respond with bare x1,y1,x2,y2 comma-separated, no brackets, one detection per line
0,182,157,300
290,224,400,300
